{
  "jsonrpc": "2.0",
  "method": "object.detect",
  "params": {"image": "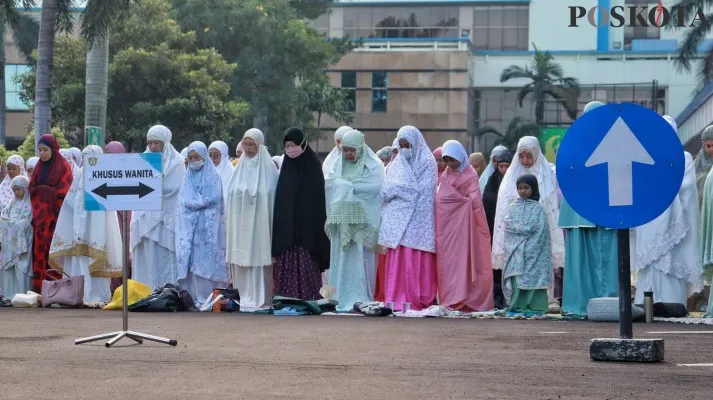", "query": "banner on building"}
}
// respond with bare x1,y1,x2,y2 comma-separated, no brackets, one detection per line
540,127,569,163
